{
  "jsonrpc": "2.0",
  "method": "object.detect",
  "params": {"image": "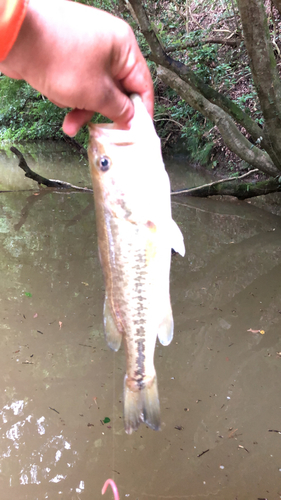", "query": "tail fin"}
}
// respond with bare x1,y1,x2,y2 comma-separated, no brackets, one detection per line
123,375,161,434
